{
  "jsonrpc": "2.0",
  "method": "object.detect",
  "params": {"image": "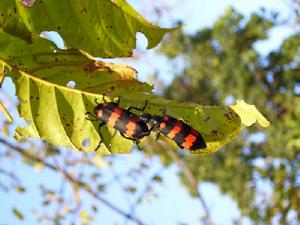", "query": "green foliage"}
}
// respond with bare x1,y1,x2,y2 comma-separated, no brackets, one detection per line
0,1,268,153
159,7,299,224
0,0,175,57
